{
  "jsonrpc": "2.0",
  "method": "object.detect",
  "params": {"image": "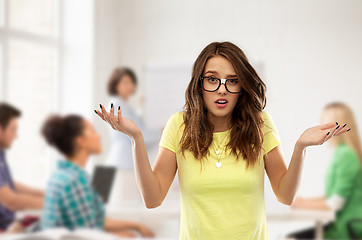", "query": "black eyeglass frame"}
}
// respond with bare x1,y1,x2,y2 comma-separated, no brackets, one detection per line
199,76,242,94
